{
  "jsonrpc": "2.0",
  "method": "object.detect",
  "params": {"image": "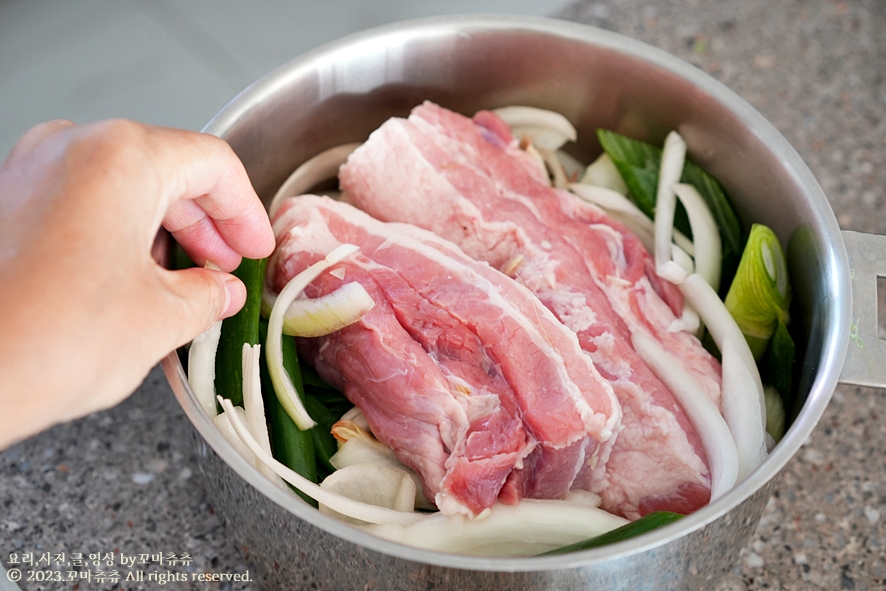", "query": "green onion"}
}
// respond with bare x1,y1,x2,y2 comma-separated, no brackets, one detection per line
539,511,684,555
724,224,791,361
214,257,268,407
